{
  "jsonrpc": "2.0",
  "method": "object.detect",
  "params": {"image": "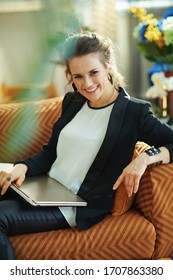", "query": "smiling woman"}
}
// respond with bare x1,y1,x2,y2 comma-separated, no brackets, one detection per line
0,31,173,260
